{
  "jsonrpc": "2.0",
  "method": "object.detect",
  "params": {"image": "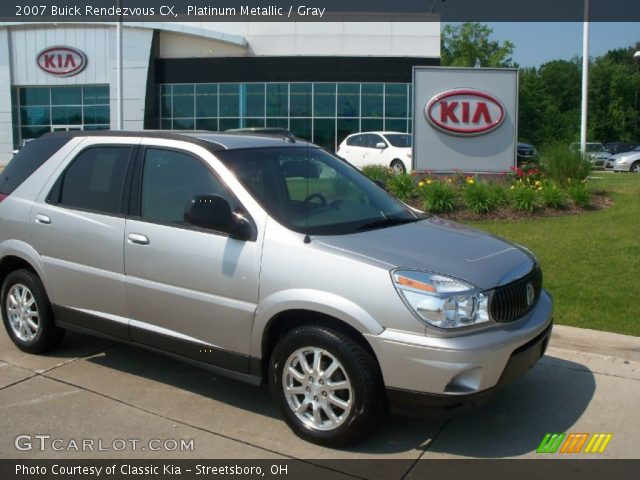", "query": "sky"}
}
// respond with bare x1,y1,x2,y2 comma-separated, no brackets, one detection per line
477,22,639,67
